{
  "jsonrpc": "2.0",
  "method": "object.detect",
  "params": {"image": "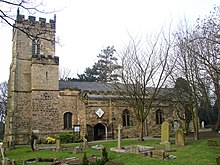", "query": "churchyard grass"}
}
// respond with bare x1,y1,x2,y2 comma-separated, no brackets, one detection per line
3,138,220,165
